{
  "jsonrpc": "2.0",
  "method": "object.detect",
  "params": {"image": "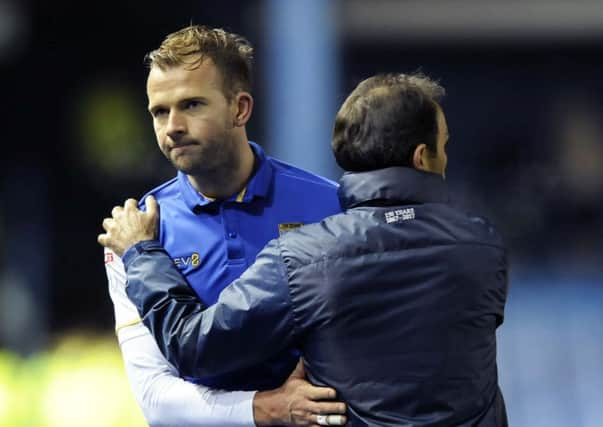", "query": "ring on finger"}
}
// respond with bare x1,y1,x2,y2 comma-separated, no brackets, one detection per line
317,414,345,426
